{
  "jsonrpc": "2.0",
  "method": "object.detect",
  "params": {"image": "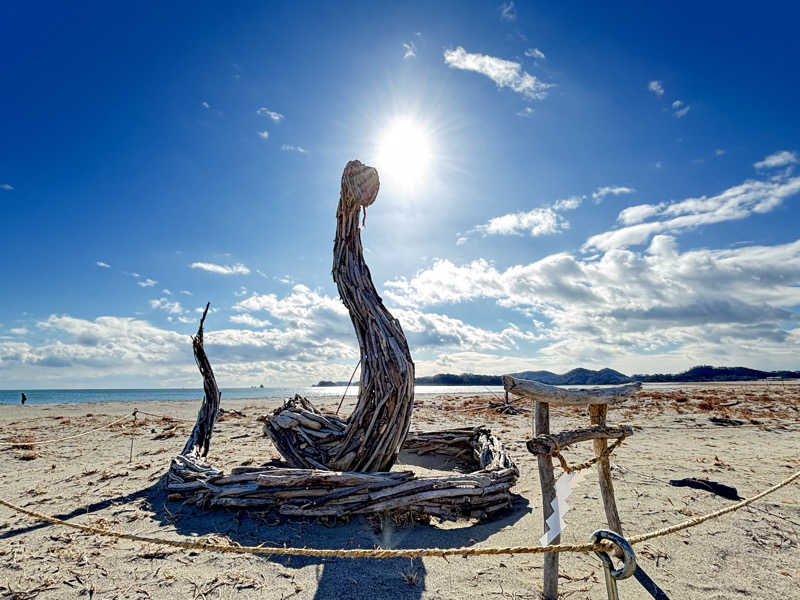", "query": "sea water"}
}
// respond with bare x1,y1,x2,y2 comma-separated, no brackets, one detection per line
0,385,506,405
